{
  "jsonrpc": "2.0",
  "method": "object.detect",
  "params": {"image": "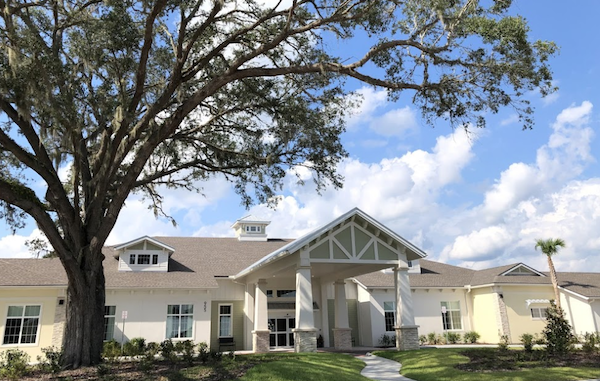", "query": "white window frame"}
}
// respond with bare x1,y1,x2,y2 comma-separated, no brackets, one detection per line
2,304,42,346
166,304,194,340
128,253,161,266
218,304,233,338
530,307,549,320
104,306,116,341
383,301,396,332
441,301,462,331
245,225,260,233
